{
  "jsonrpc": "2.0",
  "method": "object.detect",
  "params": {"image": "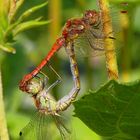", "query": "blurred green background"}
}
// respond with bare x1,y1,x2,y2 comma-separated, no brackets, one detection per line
1,0,140,139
